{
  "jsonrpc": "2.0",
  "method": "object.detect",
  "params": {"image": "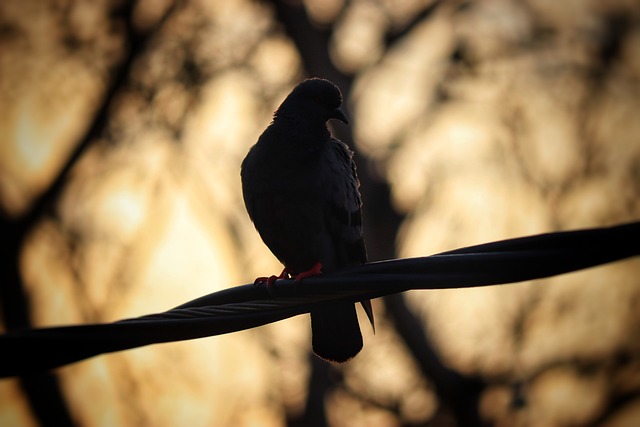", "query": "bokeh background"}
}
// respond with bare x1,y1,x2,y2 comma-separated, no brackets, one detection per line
1,0,640,426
